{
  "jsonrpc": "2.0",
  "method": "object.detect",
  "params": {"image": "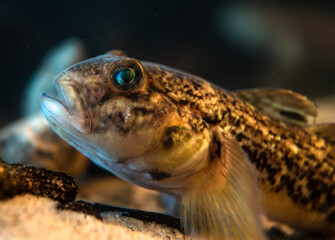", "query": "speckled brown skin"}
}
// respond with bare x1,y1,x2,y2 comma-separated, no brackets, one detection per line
147,65,335,233
42,51,335,236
